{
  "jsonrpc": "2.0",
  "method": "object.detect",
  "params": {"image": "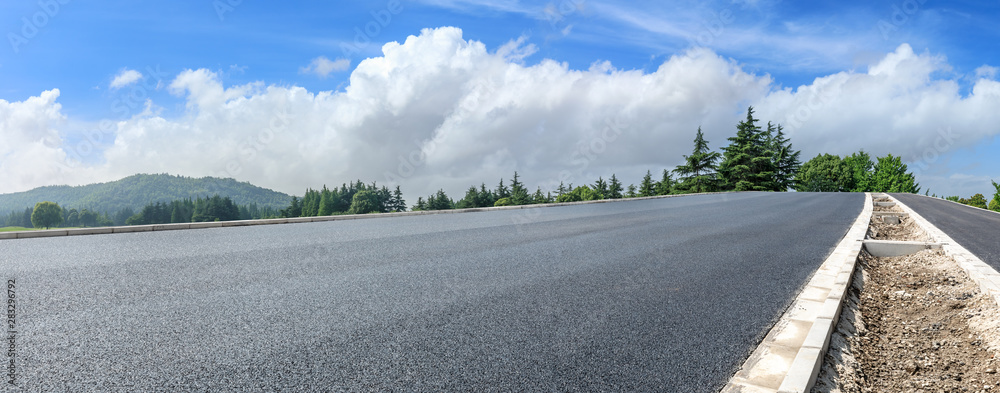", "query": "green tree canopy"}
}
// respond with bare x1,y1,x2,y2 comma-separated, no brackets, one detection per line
990,180,1000,212
348,190,380,214
718,107,777,191
795,154,849,192
608,175,623,199
31,201,63,229
842,151,874,192
768,123,801,191
673,127,721,194
509,172,529,205
869,154,920,193
638,170,656,197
